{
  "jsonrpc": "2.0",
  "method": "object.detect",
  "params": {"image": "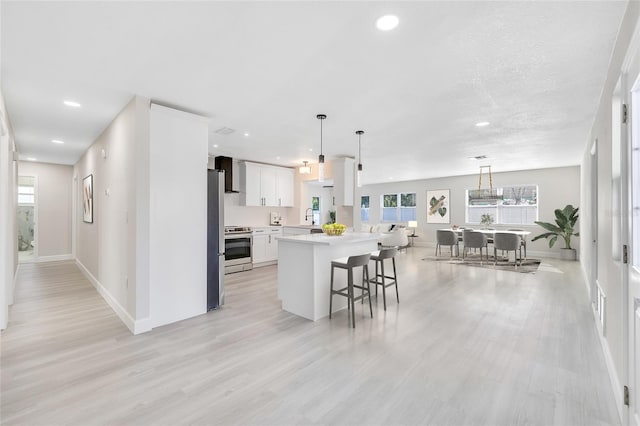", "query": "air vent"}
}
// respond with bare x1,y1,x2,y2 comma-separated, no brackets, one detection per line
214,127,235,135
